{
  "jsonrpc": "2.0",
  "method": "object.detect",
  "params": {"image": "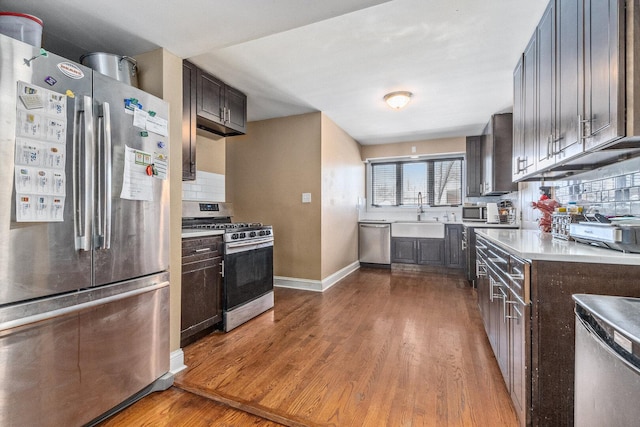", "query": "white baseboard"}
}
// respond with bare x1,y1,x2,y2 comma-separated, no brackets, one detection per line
275,261,360,293
170,349,187,375
275,276,323,291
